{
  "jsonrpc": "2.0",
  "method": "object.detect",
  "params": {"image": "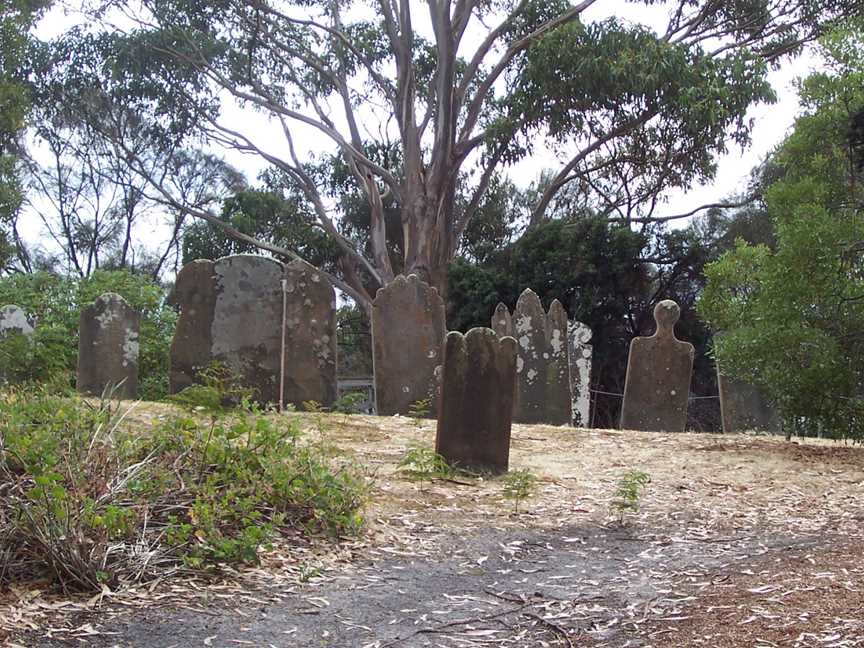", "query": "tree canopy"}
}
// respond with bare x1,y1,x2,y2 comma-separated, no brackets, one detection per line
37,0,860,307
698,22,864,439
